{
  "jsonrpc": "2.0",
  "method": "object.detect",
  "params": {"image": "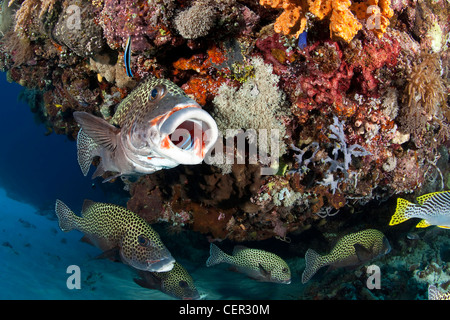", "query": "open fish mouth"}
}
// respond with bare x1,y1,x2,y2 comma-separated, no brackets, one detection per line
159,107,218,164
145,256,176,272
